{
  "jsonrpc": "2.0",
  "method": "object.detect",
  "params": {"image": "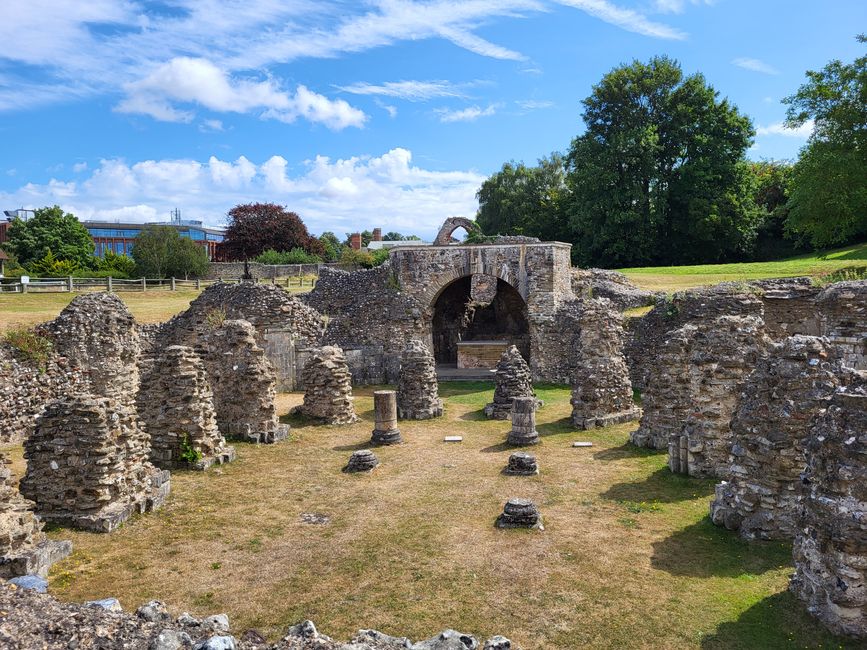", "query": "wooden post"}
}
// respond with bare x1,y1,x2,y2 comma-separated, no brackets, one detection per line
107,276,113,292
171,277,176,291
20,281,27,293
67,276,73,292
141,277,146,291
195,278,200,290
